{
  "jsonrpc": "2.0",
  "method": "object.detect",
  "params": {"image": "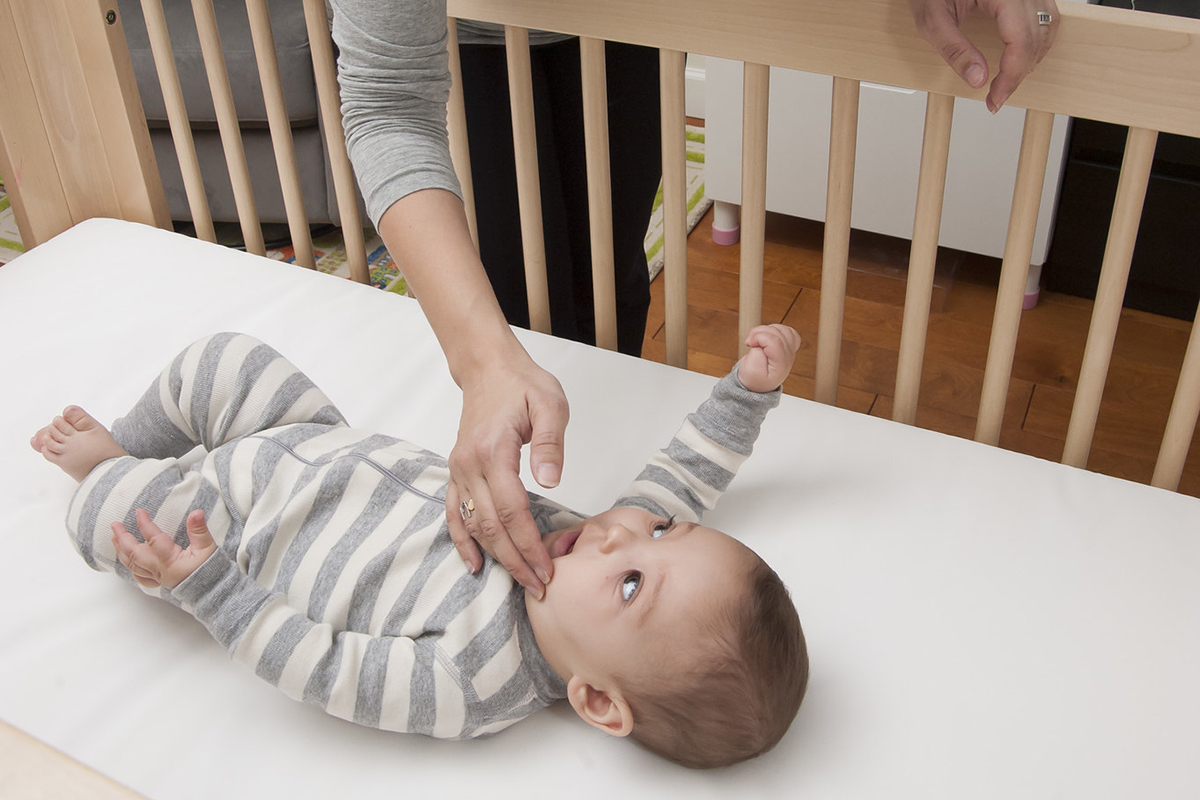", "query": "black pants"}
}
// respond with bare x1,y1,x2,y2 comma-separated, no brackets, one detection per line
458,39,661,357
